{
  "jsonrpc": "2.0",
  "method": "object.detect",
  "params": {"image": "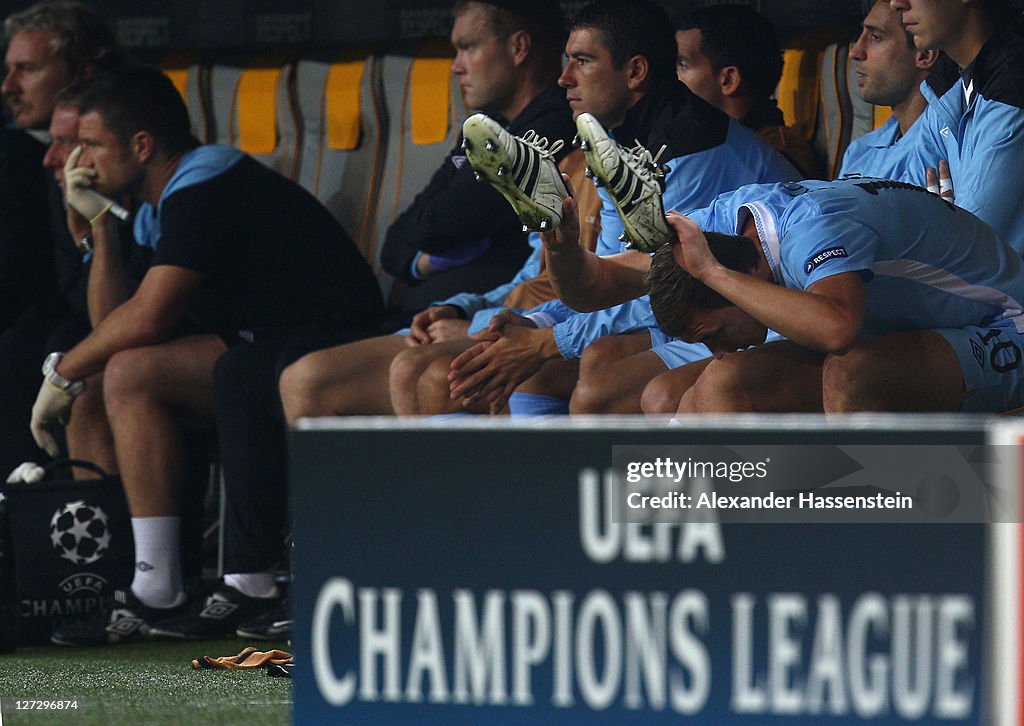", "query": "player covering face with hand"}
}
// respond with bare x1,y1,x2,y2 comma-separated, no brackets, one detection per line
644,178,1024,414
